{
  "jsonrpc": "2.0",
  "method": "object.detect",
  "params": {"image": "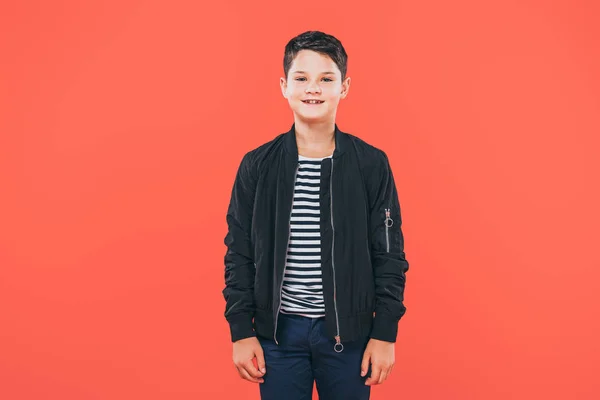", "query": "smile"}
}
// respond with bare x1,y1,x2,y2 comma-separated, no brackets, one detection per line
302,100,324,104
